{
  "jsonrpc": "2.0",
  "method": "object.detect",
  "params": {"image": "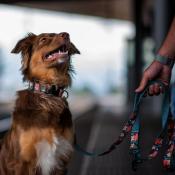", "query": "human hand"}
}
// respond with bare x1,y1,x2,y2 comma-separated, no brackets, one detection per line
135,60,172,95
